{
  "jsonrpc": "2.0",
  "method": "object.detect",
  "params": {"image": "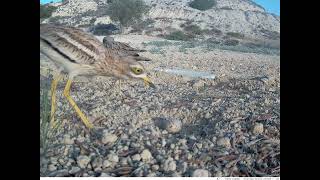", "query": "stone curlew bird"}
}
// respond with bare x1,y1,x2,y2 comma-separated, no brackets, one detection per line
40,24,155,129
